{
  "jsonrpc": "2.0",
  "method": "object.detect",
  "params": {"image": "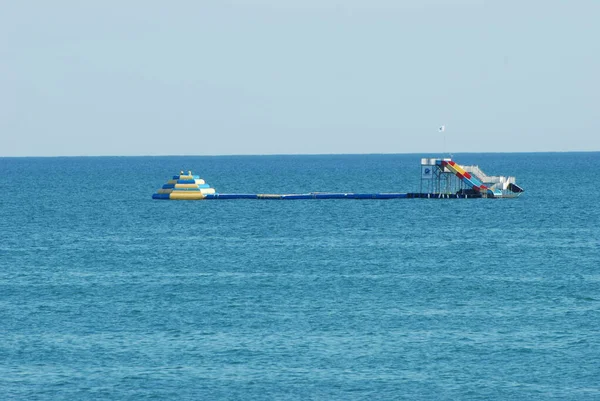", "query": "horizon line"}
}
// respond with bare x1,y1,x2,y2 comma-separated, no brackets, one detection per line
1,150,599,158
